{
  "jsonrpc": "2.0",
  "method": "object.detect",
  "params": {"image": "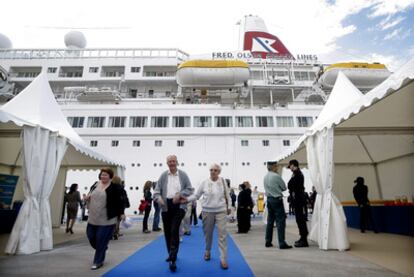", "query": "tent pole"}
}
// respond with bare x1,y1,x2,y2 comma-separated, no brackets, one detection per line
357,135,383,200
10,147,22,175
